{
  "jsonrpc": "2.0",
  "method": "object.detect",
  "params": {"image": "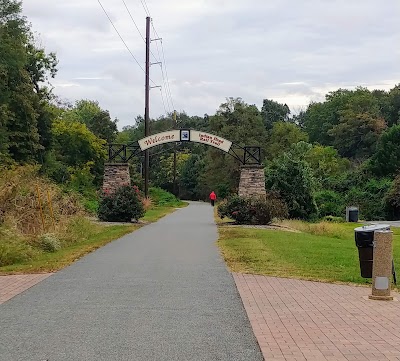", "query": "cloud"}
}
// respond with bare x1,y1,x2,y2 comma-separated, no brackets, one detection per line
22,0,400,129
